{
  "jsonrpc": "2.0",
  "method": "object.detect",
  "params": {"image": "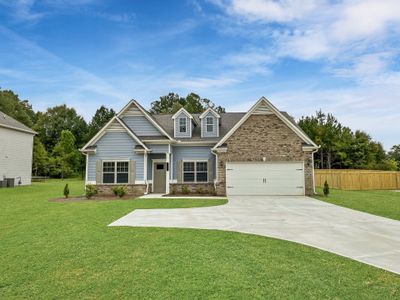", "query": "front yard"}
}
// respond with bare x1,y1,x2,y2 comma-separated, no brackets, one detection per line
1,180,399,299
315,188,400,221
